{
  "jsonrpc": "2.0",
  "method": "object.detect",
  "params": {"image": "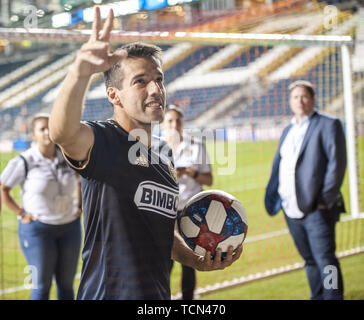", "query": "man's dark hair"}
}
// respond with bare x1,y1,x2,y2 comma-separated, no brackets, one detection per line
104,42,163,89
